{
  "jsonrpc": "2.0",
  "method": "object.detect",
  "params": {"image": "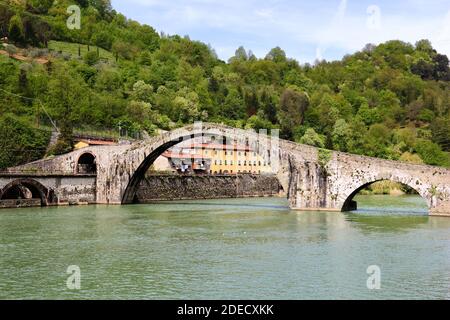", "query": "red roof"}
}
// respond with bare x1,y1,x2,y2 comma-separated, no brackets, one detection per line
163,151,211,160
181,143,253,152
77,139,117,146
